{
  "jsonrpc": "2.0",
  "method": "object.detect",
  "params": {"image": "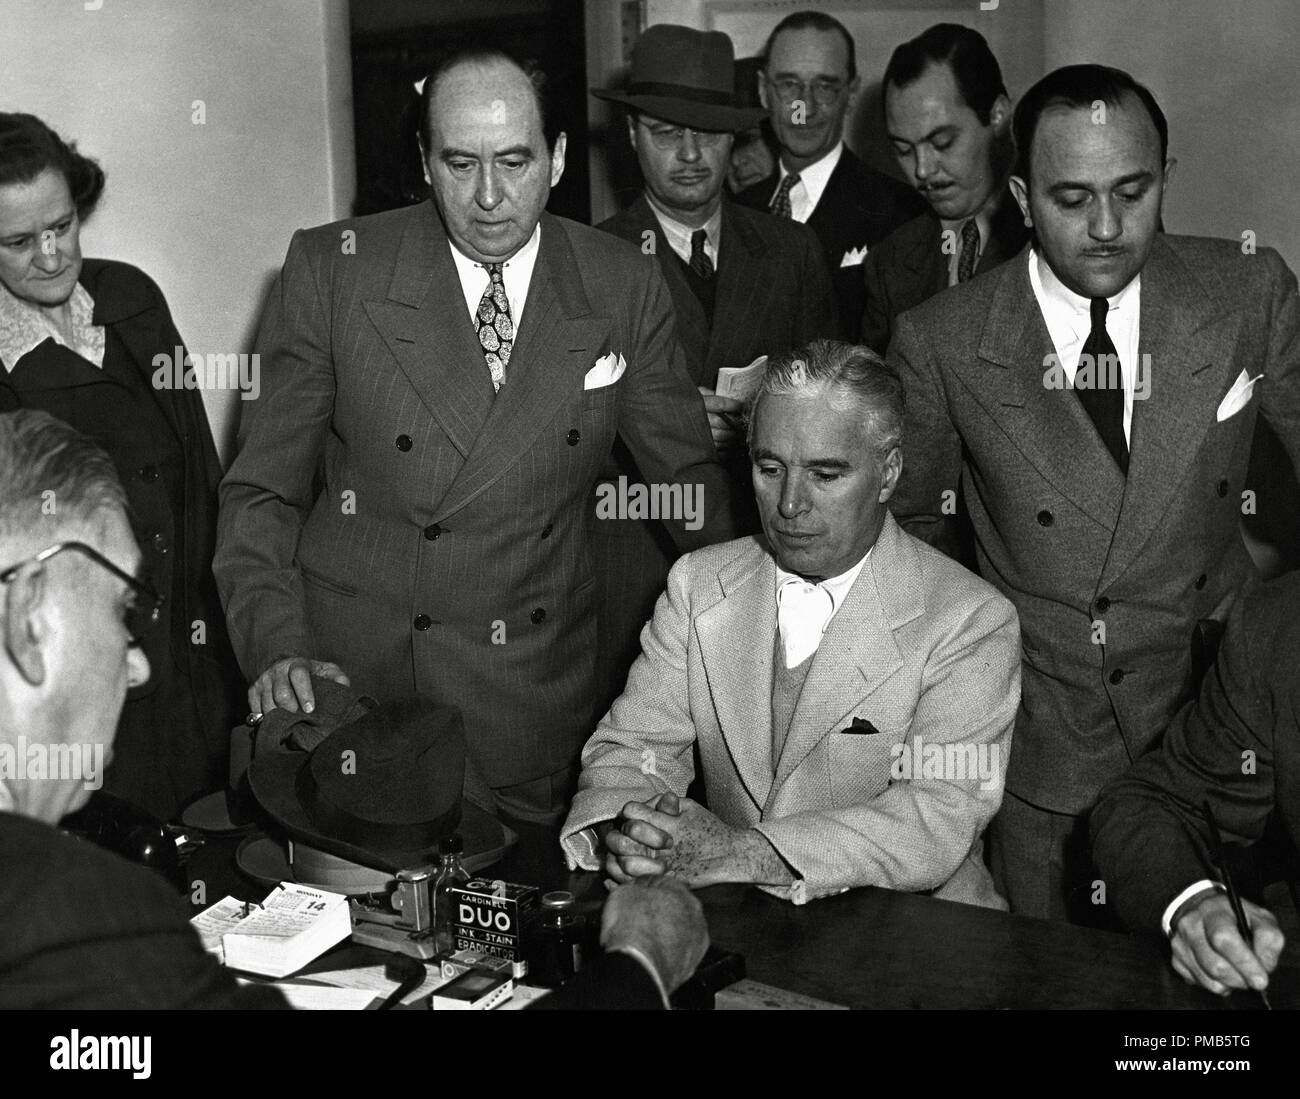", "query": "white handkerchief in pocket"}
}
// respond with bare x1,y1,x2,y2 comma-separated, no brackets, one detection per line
840,245,868,268
584,351,627,391
1216,368,1262,422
